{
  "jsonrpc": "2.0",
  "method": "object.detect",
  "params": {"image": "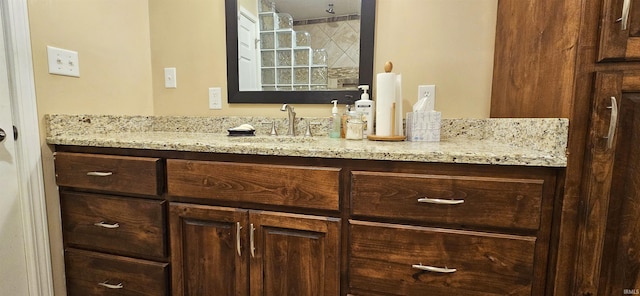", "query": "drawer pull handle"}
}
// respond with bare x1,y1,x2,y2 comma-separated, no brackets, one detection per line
94,221,120,229
417,197,464,205
412,264,457,273
236,222,242,257
250,223,256,258
98,281,123,289
86,171,113,177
